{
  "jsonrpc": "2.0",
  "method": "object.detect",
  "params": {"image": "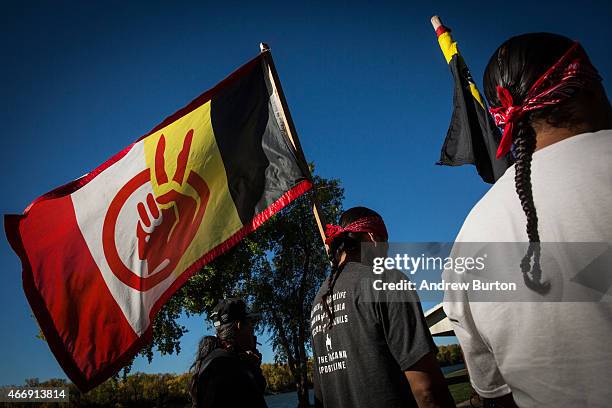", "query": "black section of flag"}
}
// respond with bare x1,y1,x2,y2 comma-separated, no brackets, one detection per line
438,54,511,184
211,60,308,225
